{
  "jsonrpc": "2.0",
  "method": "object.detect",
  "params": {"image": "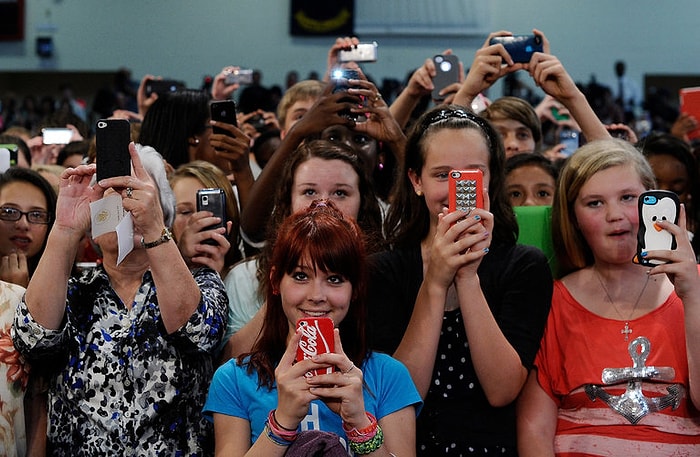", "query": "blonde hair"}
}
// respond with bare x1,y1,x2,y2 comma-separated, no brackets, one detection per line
276,80,325,131
552,138,656,277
